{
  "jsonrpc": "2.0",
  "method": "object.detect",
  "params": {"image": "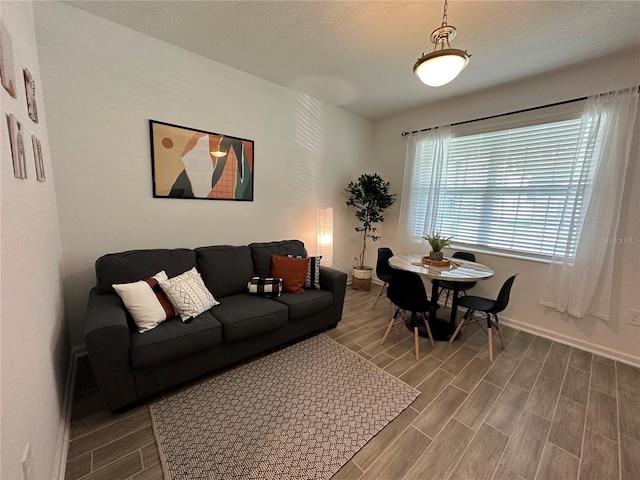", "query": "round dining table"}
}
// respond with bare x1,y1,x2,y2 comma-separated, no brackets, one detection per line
389,255,494,341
